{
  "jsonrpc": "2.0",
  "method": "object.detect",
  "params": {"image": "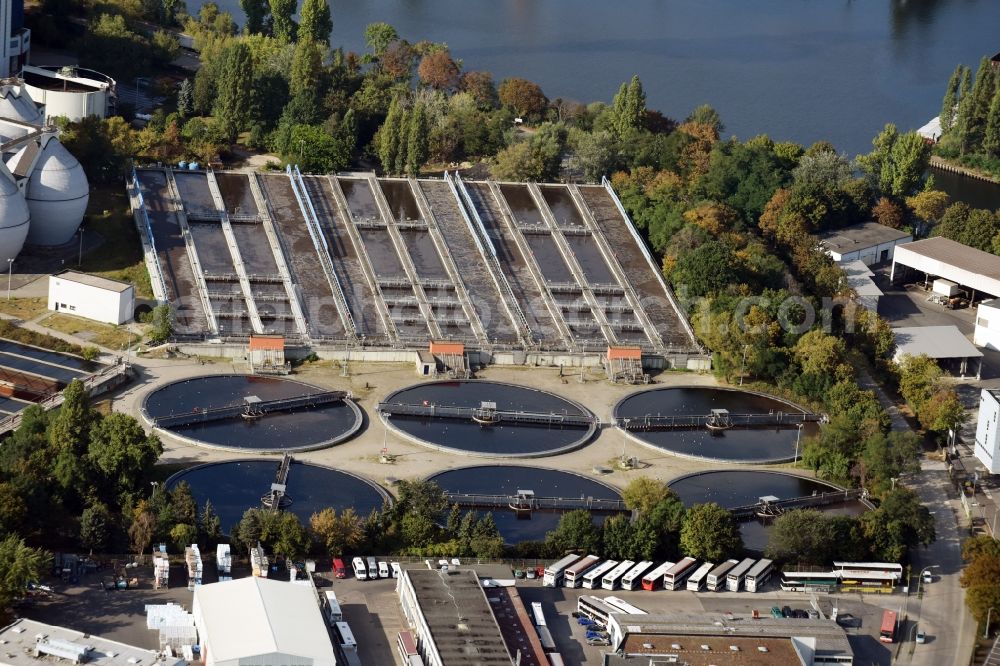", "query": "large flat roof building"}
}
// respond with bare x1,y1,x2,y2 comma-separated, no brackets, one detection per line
605,613,854,666
0,618,184,666
891,236,1000,301
192,577,338,666
397,568,513,666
